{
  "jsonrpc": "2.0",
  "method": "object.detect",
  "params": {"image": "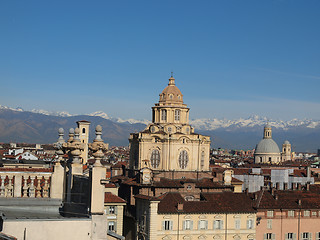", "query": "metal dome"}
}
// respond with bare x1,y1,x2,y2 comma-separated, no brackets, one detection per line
255,138,280,154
